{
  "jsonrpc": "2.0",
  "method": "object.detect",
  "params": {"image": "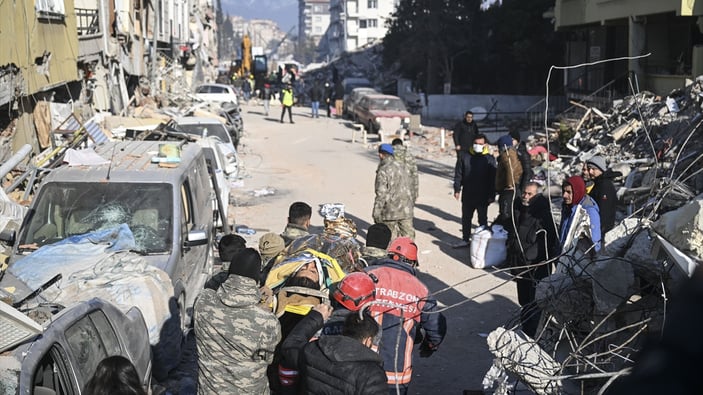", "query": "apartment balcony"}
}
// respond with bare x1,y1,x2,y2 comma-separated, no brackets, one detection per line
76,8,104,62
